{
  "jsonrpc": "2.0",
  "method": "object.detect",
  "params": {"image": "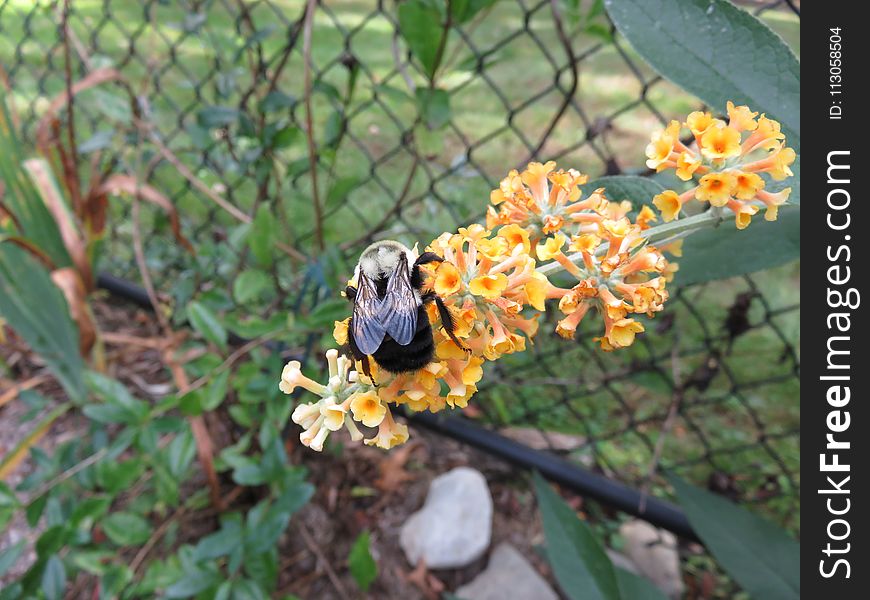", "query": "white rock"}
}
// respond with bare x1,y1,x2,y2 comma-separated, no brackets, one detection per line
619,519,685,599
607,549,639,575
399,467,493,569
455,543,558,600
